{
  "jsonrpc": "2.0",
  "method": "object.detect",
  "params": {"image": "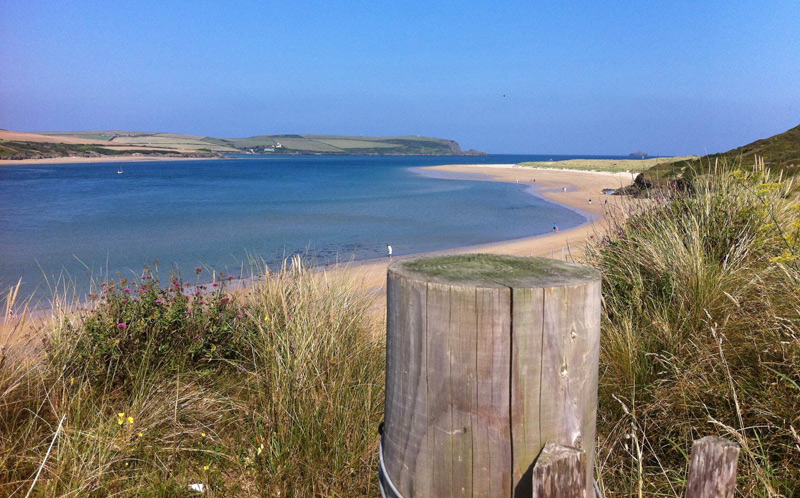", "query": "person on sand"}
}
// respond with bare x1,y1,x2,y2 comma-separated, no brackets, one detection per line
552,223,558,232
387,245,393,257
